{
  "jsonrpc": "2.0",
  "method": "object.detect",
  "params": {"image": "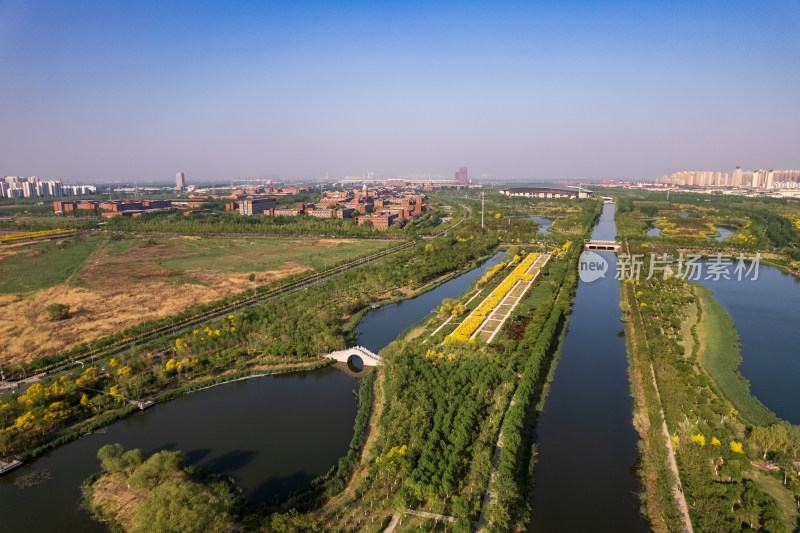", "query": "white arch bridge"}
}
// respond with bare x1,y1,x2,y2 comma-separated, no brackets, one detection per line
323,346,380,366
